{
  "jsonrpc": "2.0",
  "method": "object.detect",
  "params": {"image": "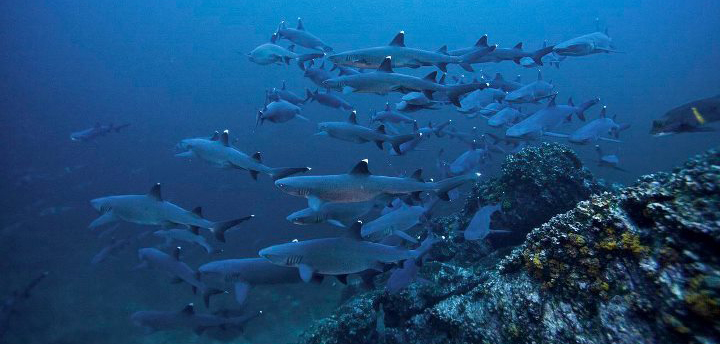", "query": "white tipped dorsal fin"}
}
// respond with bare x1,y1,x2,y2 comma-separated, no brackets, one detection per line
210,131,220,141
347,110,358,124
297,17,304,30
148,183,163,201
173,246,181,261
537,70,543,81
377,56,393,73
220,130,230,147
349,159,371,176
389,31,405,47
